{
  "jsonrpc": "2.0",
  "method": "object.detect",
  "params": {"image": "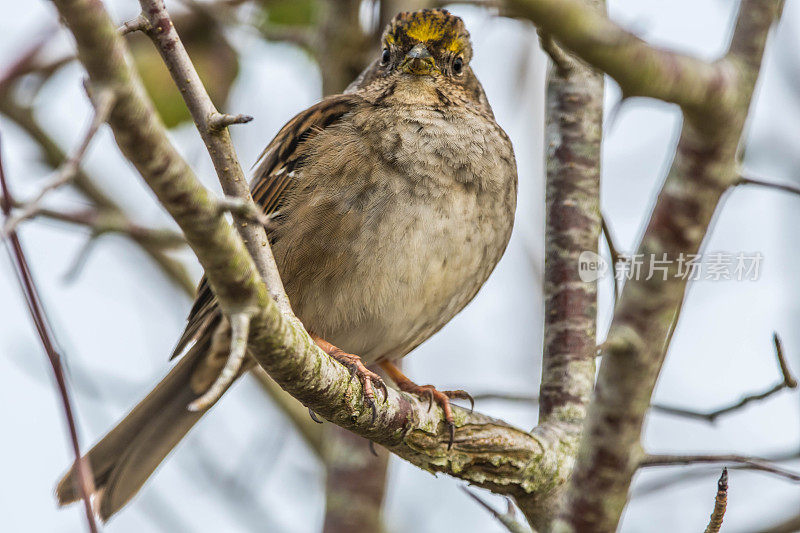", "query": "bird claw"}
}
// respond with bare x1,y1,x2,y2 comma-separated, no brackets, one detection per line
396,382,471,450
308,408,324,424
329,350,386,422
